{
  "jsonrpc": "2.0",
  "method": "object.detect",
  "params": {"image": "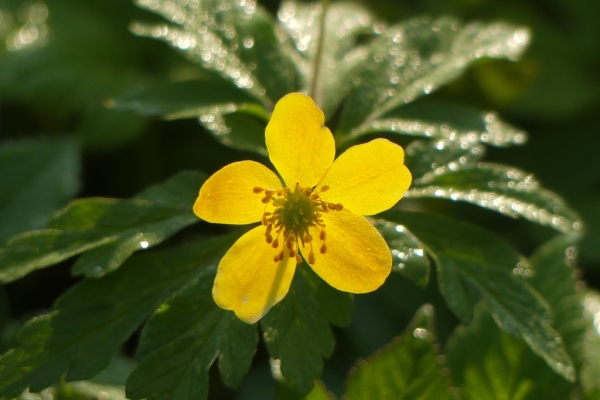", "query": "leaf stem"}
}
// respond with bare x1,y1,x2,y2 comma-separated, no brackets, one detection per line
309,0,329,105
